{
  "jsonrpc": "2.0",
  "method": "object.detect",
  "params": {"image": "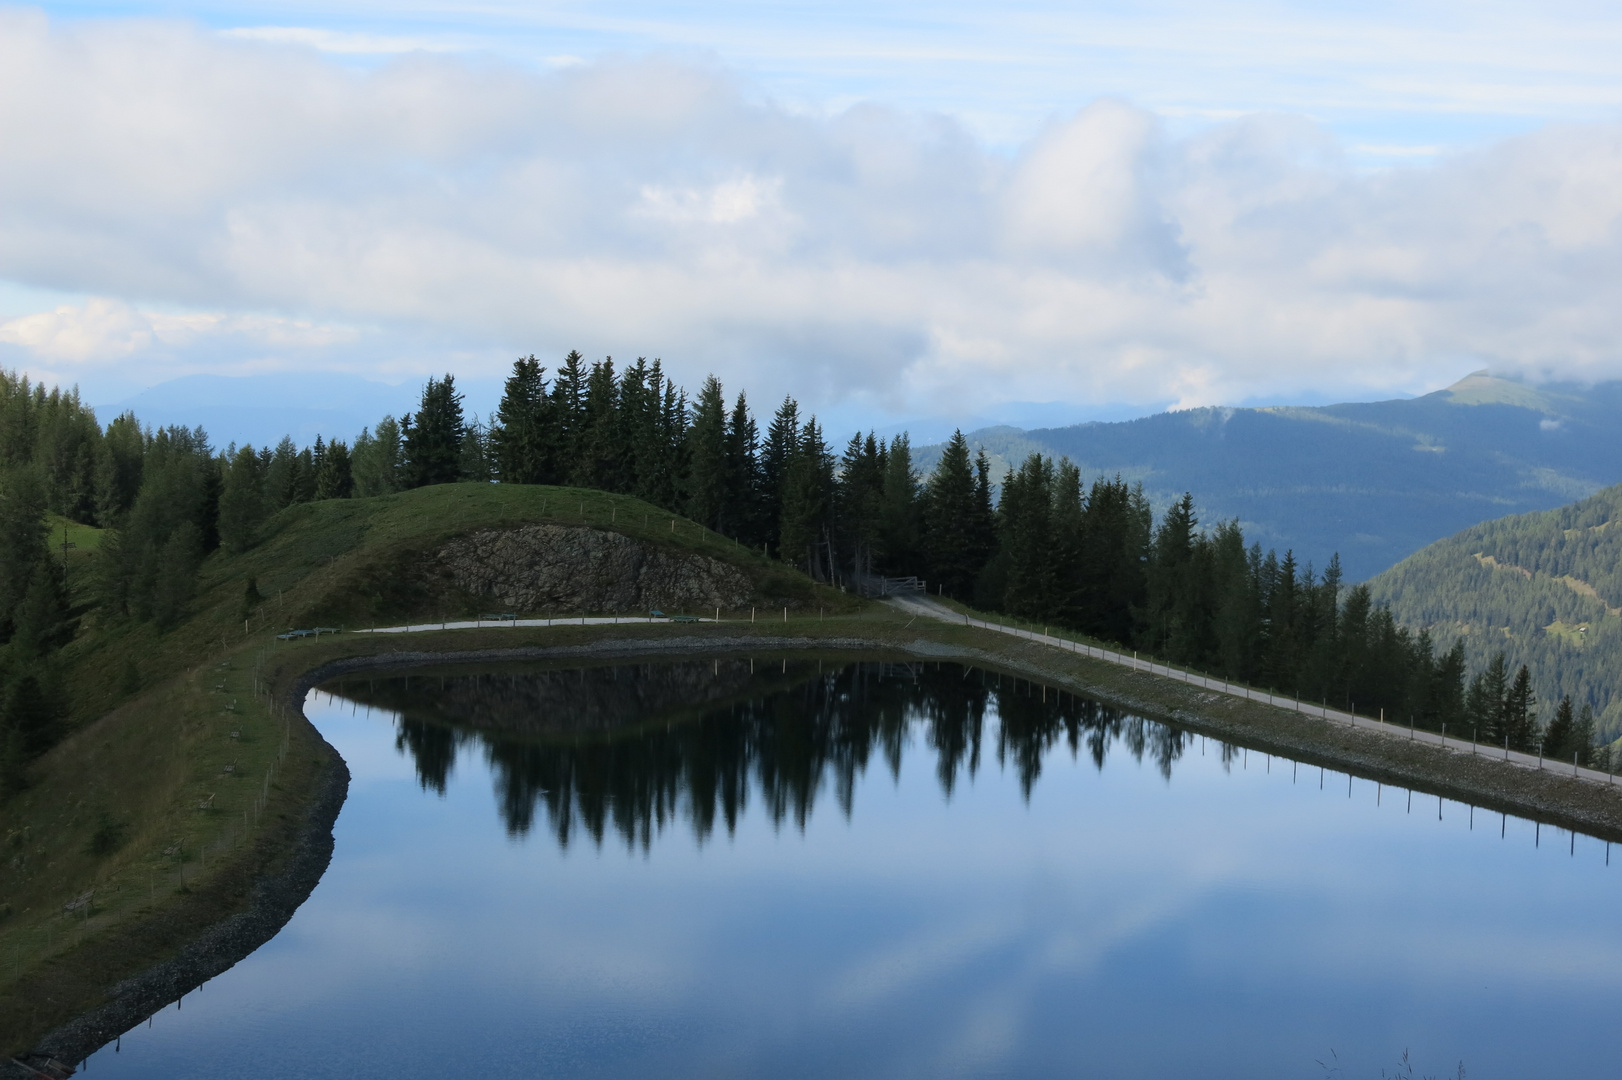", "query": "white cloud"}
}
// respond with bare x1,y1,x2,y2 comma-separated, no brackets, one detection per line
0,298,361,366
3,8,1622,417
219,26,470,56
